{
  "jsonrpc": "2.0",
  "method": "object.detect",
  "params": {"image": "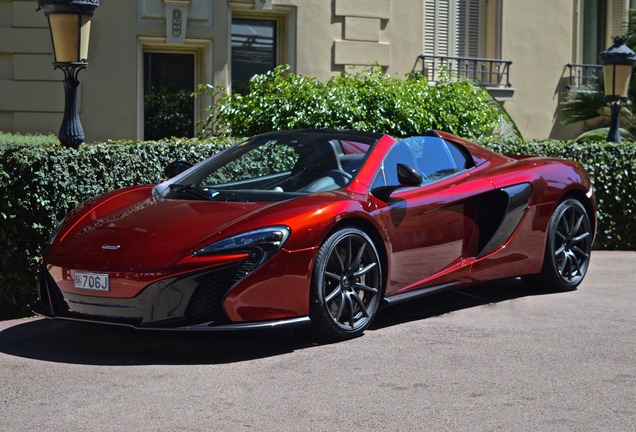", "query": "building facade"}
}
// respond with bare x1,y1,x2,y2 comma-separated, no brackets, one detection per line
0,0,634,142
